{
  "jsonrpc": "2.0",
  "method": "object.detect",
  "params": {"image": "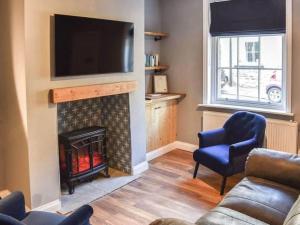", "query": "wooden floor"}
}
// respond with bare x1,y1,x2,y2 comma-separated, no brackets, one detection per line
90,150,243,225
